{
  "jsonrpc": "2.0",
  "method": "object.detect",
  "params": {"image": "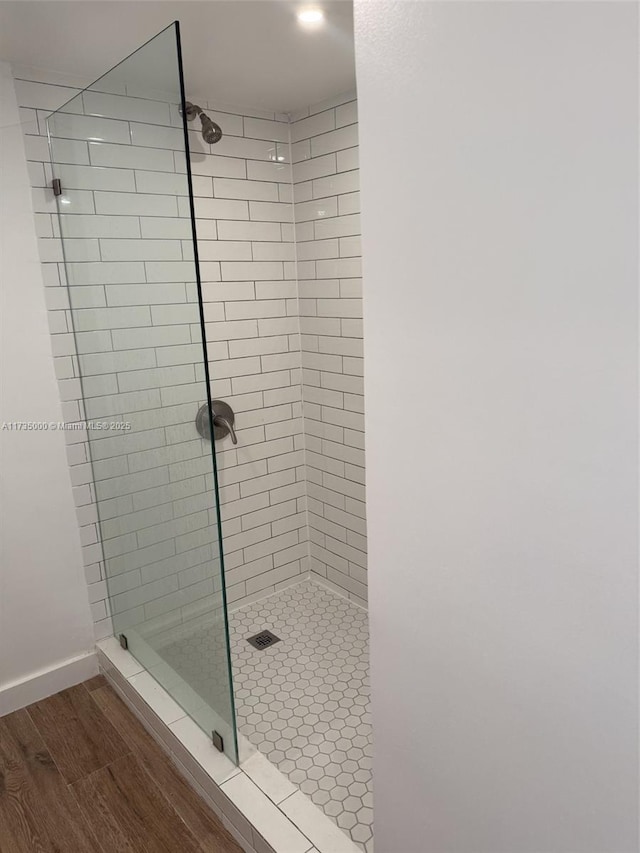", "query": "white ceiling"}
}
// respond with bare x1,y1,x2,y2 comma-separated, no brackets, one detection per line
0,0,355,114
